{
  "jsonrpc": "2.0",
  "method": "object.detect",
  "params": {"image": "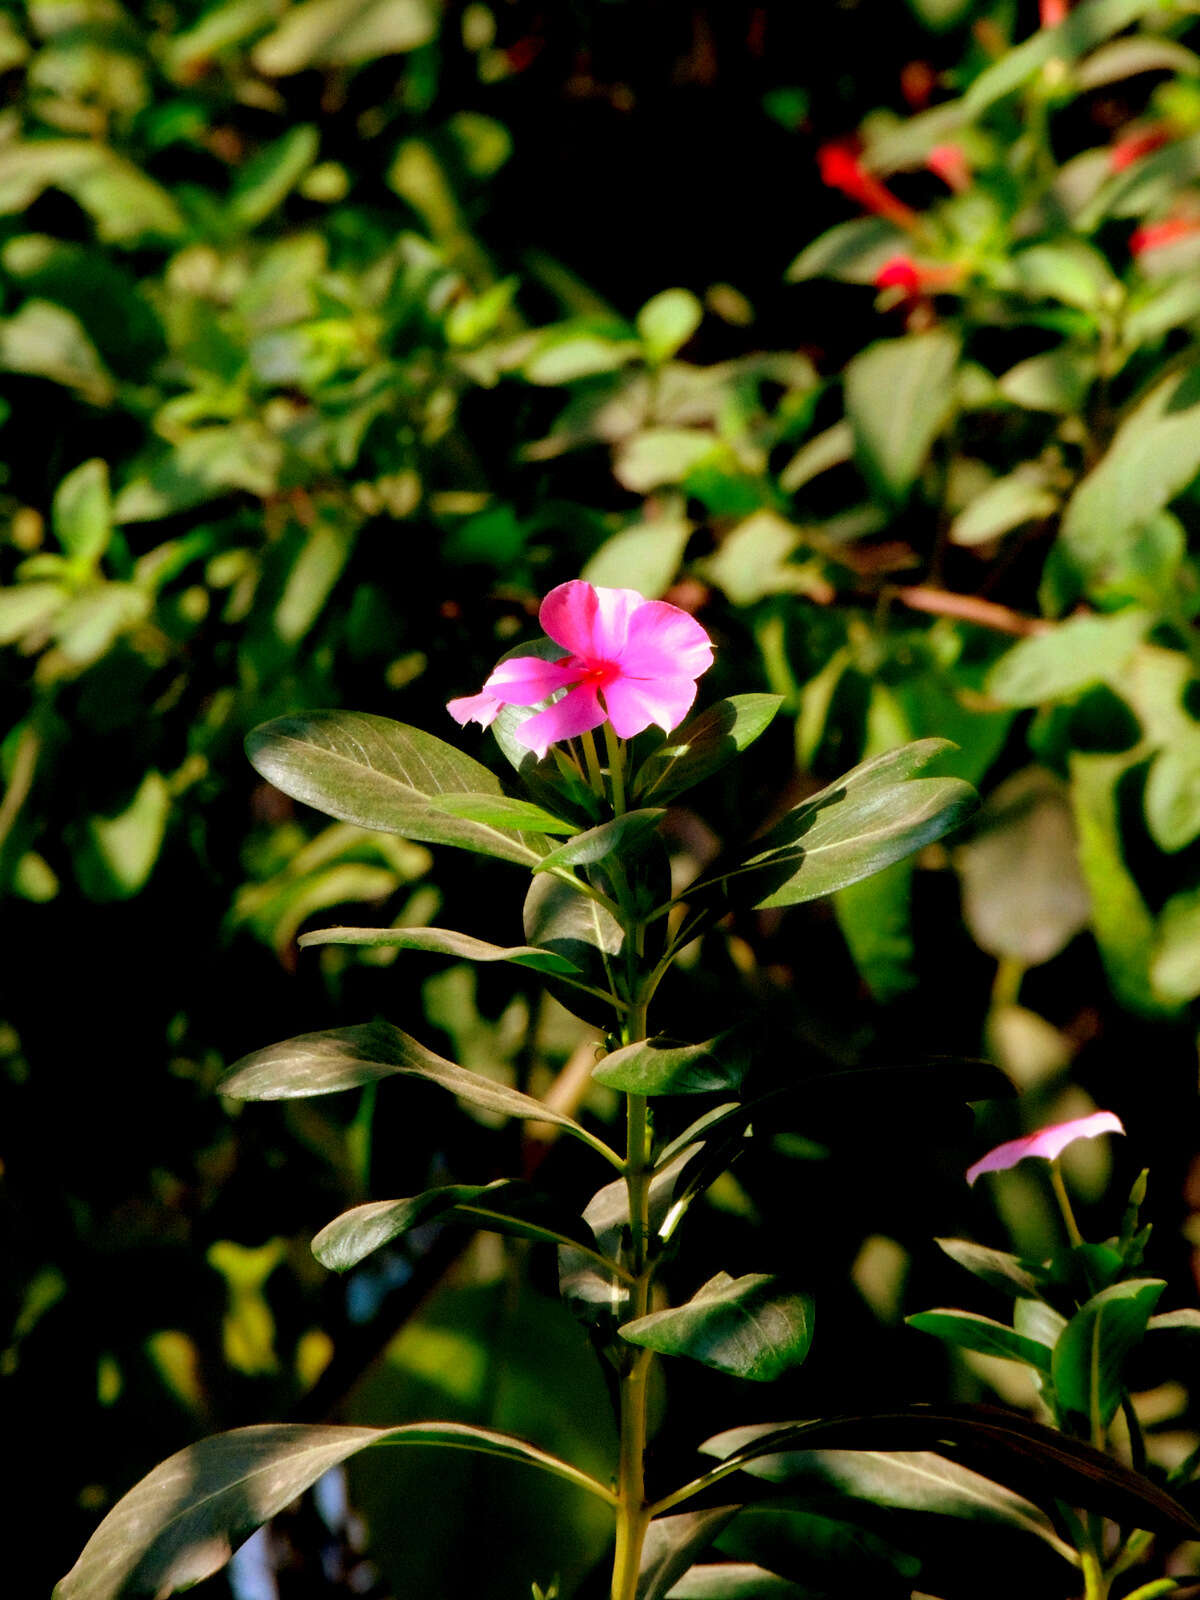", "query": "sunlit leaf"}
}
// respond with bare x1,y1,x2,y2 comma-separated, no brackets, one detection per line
620,1273,814,1382
1051,1279,1165,1429
844,330,960,504
297,923,582,976
534,810,664,873
906,1309,1052,1373
637,1508,740,1600
593,1033,749,1096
